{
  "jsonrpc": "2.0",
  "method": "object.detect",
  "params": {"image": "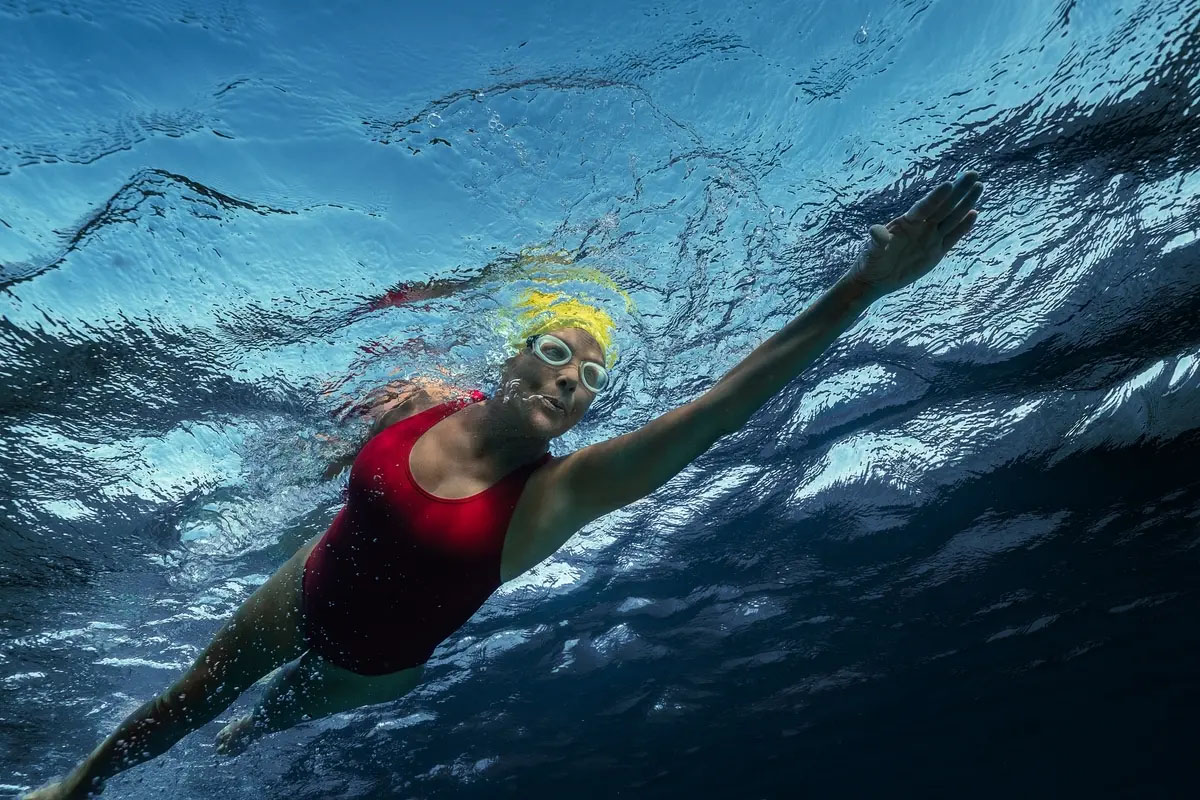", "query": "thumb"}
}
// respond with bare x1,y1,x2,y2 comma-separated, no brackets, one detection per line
869,224,892,248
